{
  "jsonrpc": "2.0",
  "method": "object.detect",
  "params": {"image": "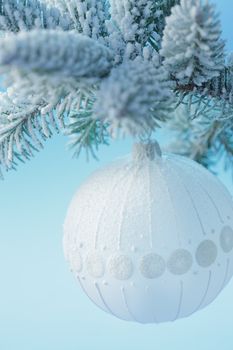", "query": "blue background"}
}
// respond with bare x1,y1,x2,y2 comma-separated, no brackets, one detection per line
1,1,233,349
